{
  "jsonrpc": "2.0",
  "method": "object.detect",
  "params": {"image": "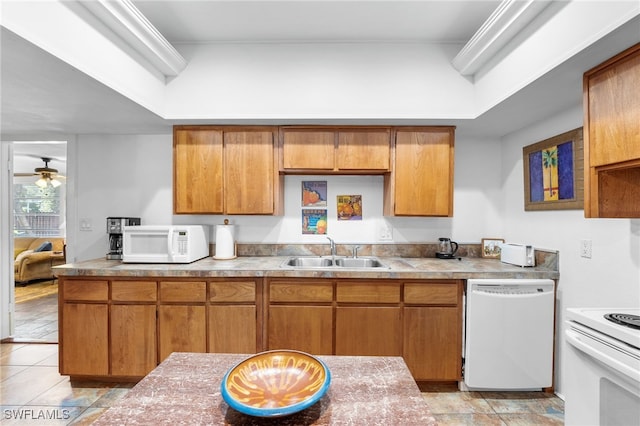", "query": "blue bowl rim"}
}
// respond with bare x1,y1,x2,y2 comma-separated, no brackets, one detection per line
221,349,331,418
